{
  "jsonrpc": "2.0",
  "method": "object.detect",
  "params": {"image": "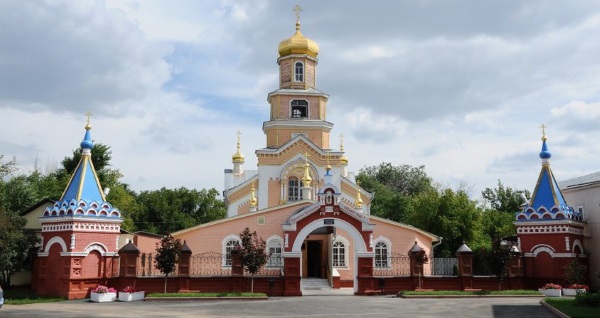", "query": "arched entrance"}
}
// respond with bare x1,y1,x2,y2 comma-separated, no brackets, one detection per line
283,208,375,295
